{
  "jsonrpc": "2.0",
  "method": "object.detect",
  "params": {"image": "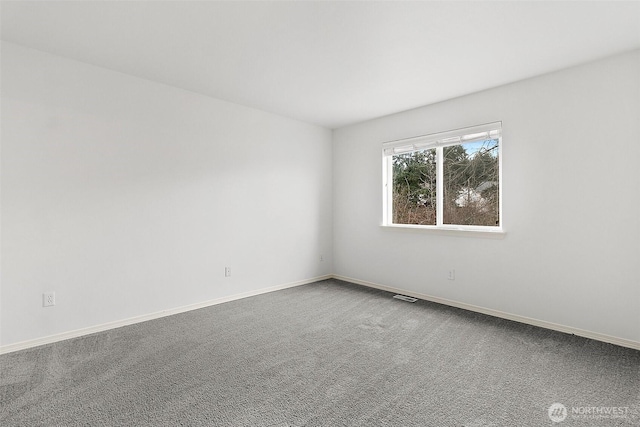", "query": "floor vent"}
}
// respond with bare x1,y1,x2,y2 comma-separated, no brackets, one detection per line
393,294,418,303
